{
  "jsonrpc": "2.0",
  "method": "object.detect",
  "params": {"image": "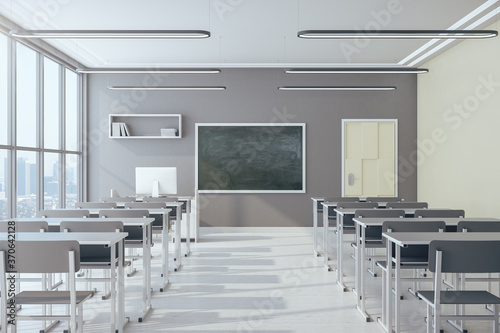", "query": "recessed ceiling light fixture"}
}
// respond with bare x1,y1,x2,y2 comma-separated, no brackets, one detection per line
107,86,226,91
10,29,210,39
297,29,498,39
278,86,396,91
285,68,428,74
77,68,221,74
